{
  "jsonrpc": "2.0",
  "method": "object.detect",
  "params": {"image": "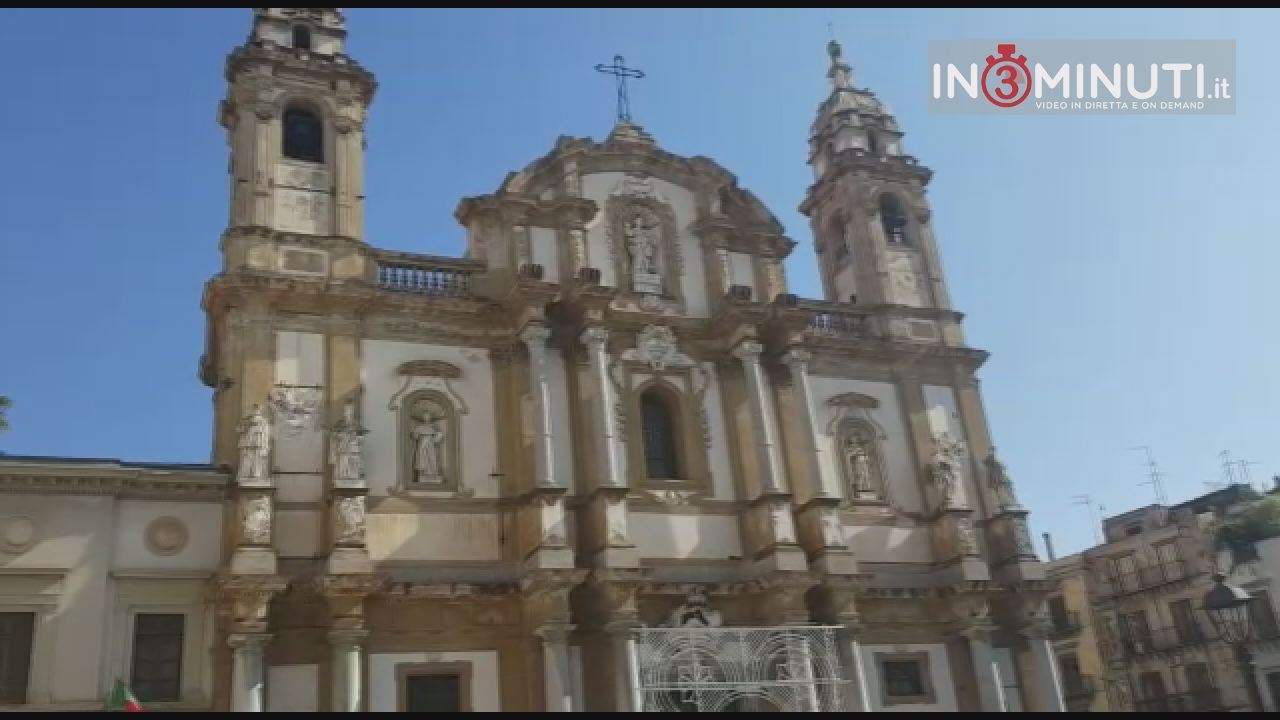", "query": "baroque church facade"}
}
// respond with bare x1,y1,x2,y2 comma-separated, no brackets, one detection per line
0,8,1066,713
